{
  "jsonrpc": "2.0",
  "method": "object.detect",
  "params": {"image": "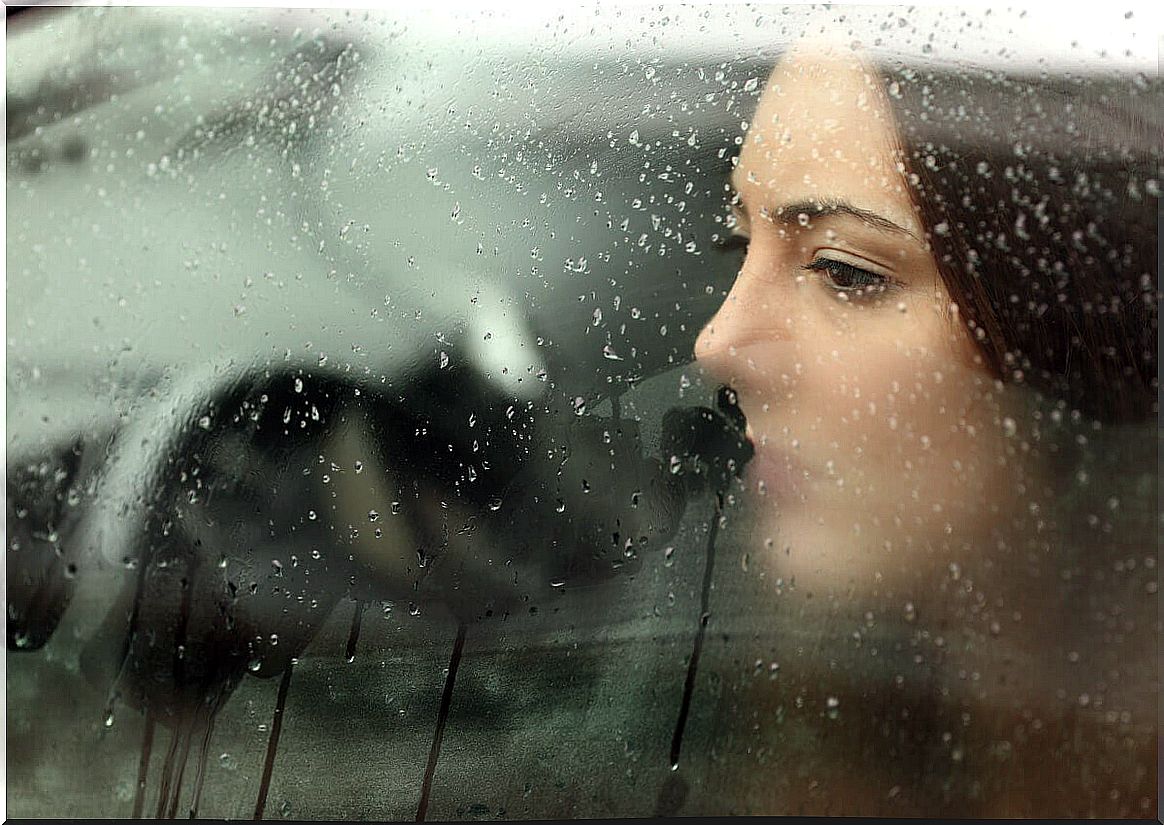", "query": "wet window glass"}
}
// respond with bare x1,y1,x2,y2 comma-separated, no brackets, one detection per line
6,6,1159,819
